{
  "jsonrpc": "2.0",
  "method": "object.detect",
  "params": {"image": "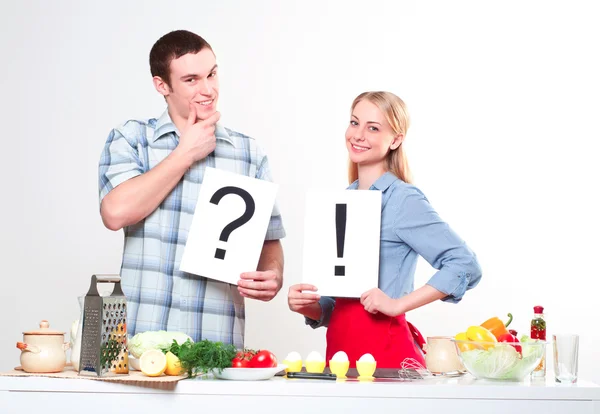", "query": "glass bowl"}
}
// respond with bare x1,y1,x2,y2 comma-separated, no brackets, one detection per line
452,339,547,381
